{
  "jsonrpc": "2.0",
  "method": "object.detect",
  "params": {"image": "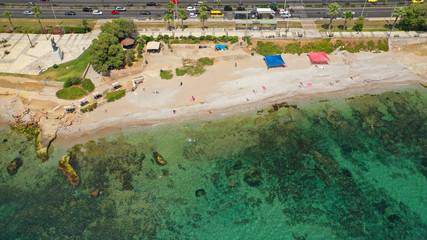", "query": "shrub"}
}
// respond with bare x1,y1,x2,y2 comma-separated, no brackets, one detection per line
255,41,283,55
81,78,95,92
106,89,126,102
176,68,188,76
197,57,214,66
80,103,97,113
160,70,173,79
52,64,58,69
243,36,252,45
64,77,82,88
353,16,365,31
56,86,87,99
377,39,389,52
